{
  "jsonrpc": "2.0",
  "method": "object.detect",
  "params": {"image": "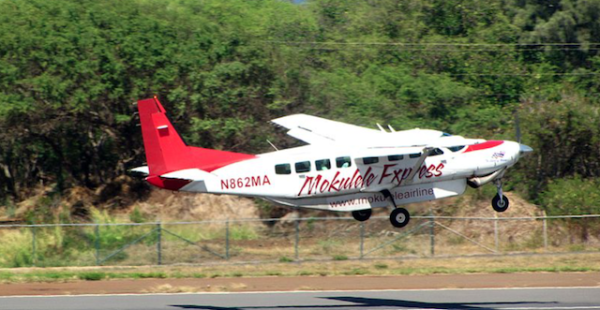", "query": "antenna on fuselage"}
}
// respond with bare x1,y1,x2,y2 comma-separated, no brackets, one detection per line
388,124,396,132
376,123,386,132
267,139,279,151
